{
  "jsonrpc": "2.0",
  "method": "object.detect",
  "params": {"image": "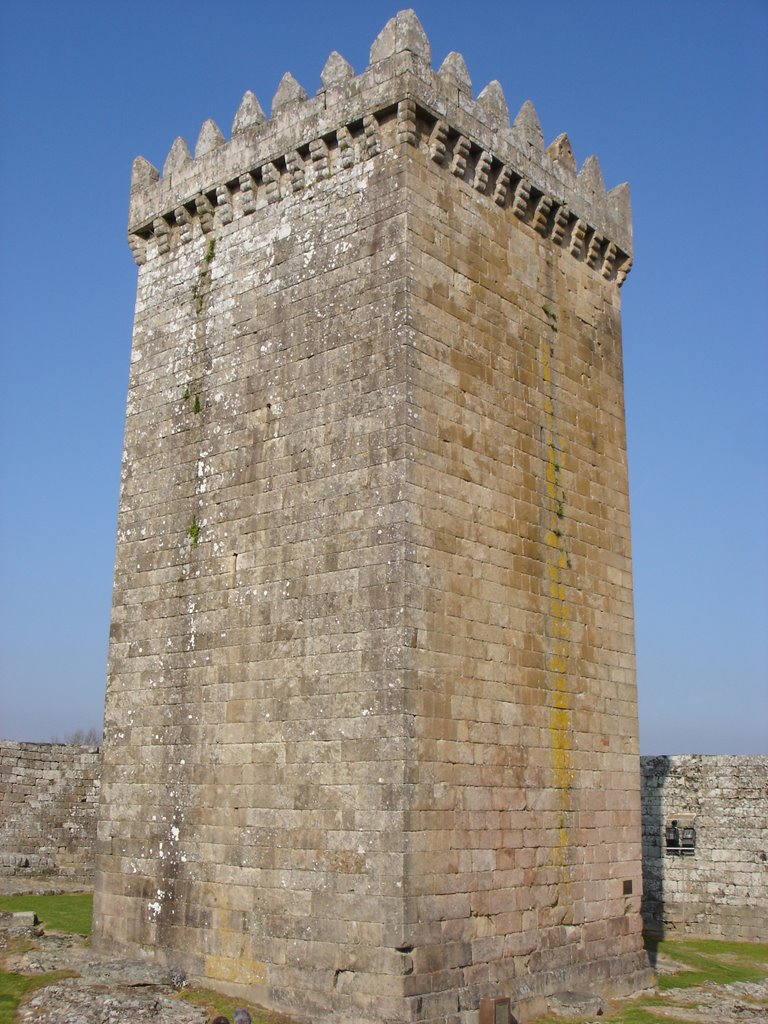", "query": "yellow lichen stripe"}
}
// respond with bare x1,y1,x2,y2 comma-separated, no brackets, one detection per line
541,333,574,877
205,954,267,986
